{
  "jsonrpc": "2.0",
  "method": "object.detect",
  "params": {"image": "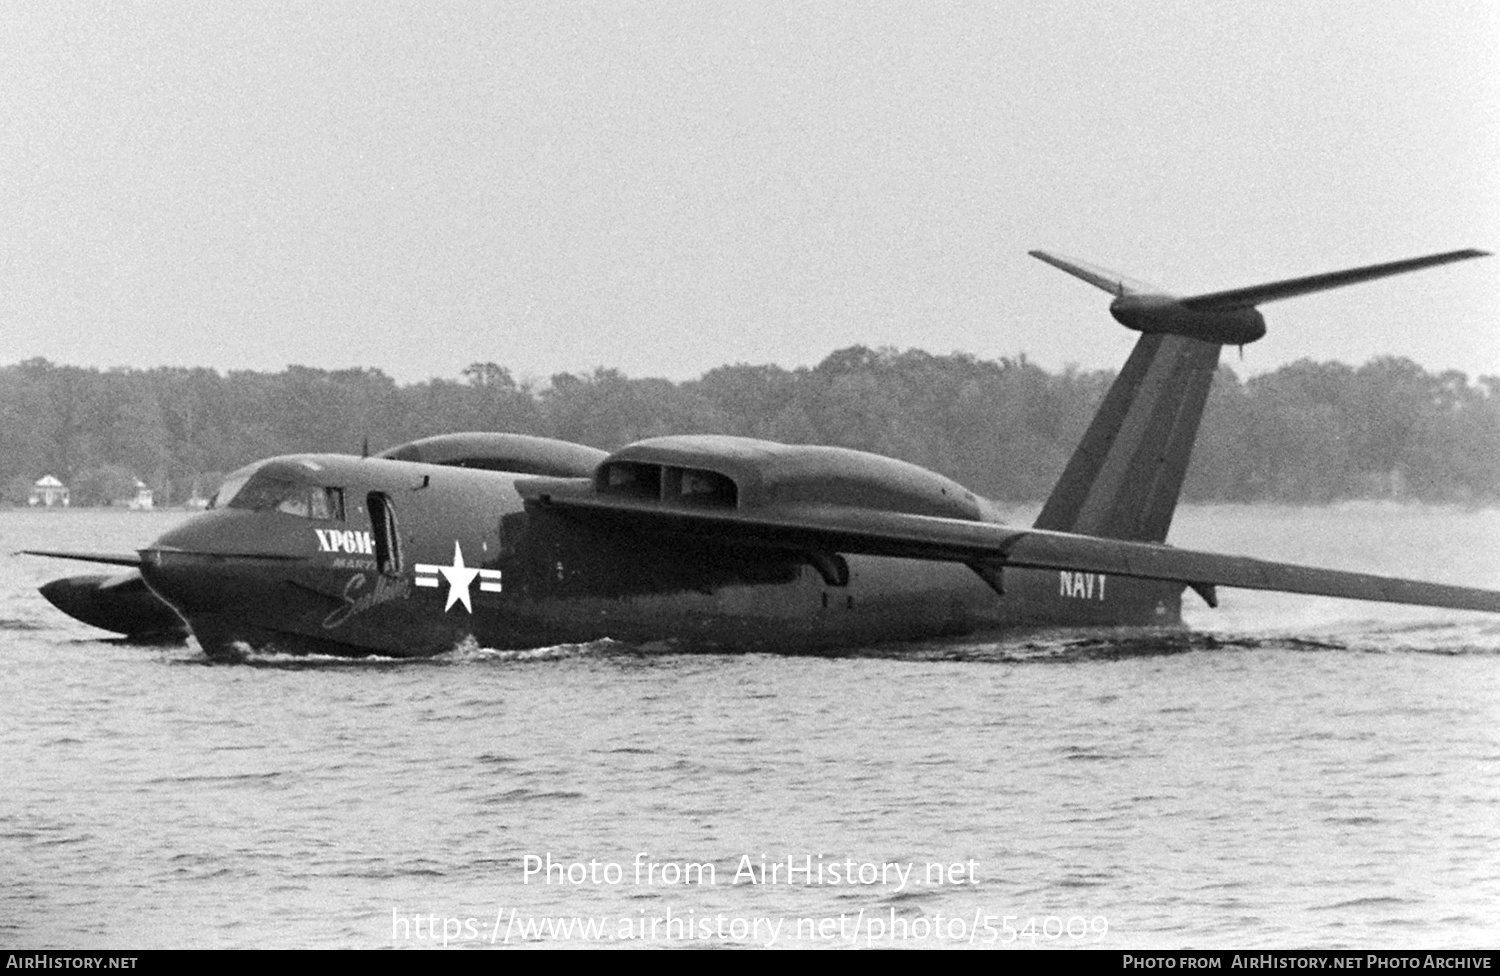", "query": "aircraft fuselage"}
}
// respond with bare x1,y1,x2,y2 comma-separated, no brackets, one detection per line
139,454,1182,659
